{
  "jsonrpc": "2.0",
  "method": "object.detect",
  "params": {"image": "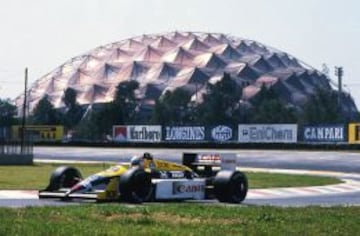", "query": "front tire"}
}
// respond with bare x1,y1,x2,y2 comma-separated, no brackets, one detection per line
118,167,153,203
45,166,82,191
213,170,248,203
